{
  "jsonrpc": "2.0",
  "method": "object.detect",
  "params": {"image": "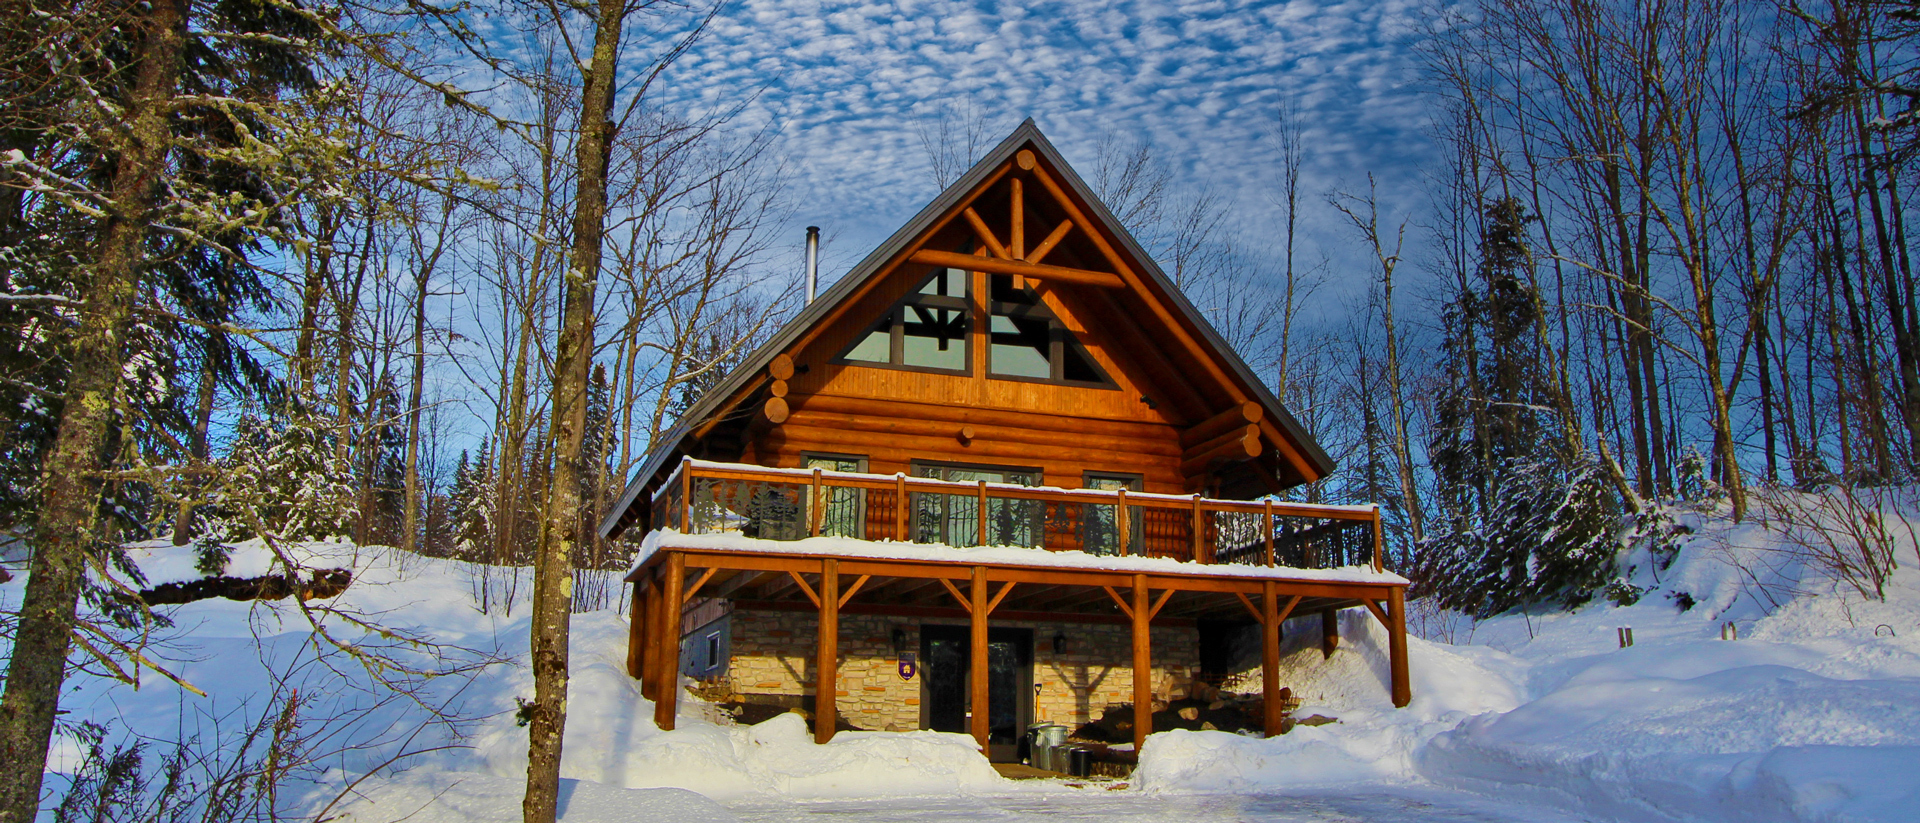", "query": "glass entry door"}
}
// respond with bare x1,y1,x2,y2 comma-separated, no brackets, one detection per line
911,462,1041,548
919,625,1033,762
